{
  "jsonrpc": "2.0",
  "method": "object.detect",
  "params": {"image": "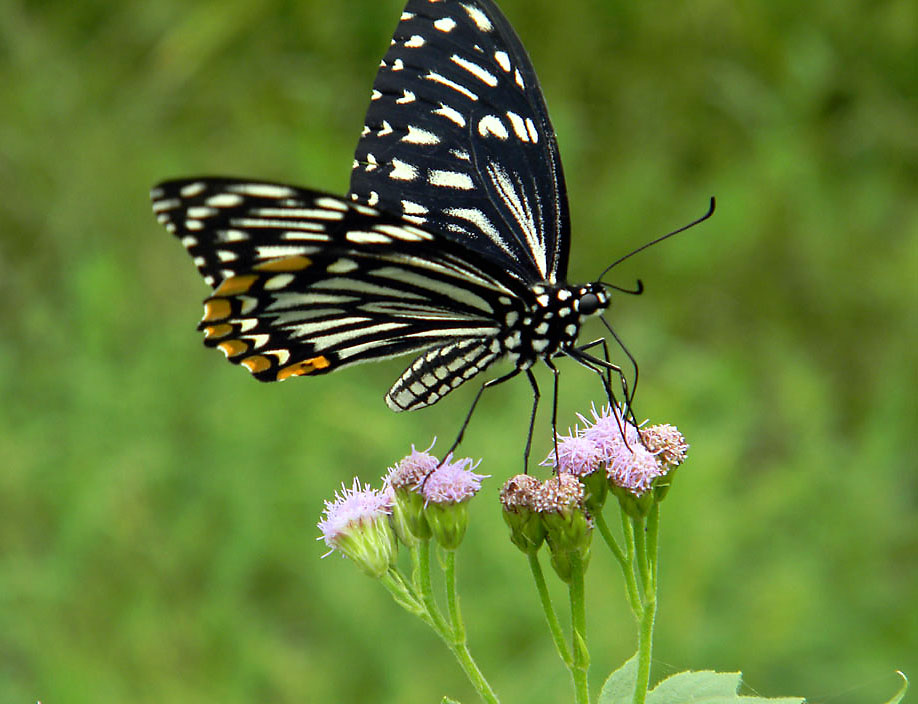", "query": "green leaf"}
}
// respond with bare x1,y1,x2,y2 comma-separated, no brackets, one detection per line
441,697,461,704
598,653,639,704
647,670,742,703
644,669,804,704
883,671,908,704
